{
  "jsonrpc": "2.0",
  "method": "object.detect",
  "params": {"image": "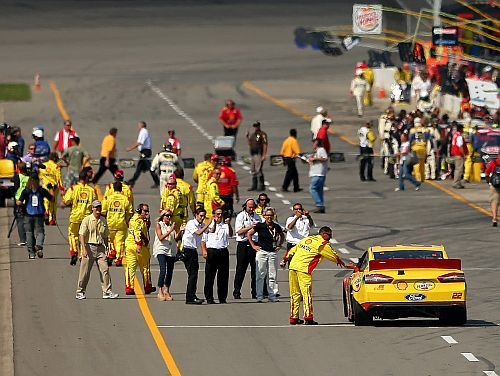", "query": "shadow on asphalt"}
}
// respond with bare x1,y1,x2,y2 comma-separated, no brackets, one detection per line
371,319,498,327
